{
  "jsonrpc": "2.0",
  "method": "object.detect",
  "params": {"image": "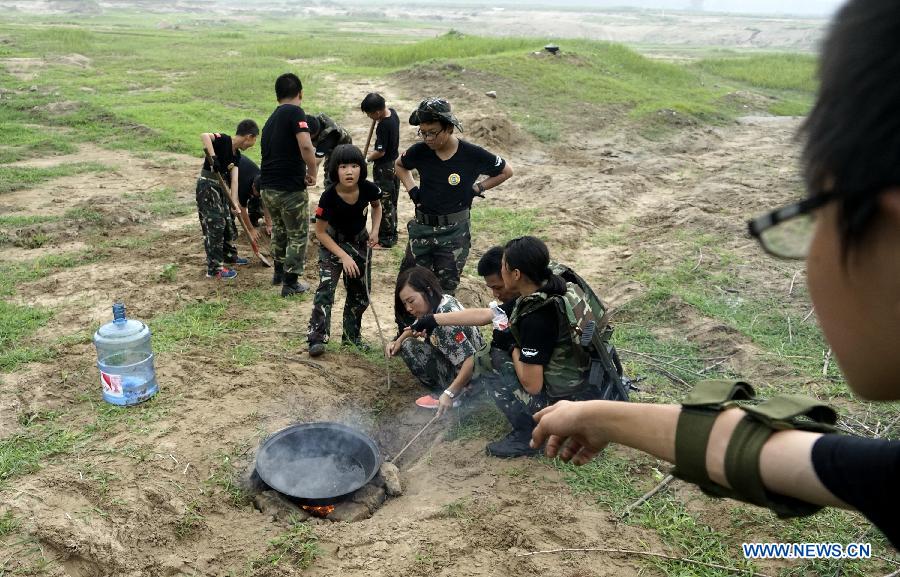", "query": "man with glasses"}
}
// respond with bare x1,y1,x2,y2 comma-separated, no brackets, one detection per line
527,0,900,548
394,97,513,304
